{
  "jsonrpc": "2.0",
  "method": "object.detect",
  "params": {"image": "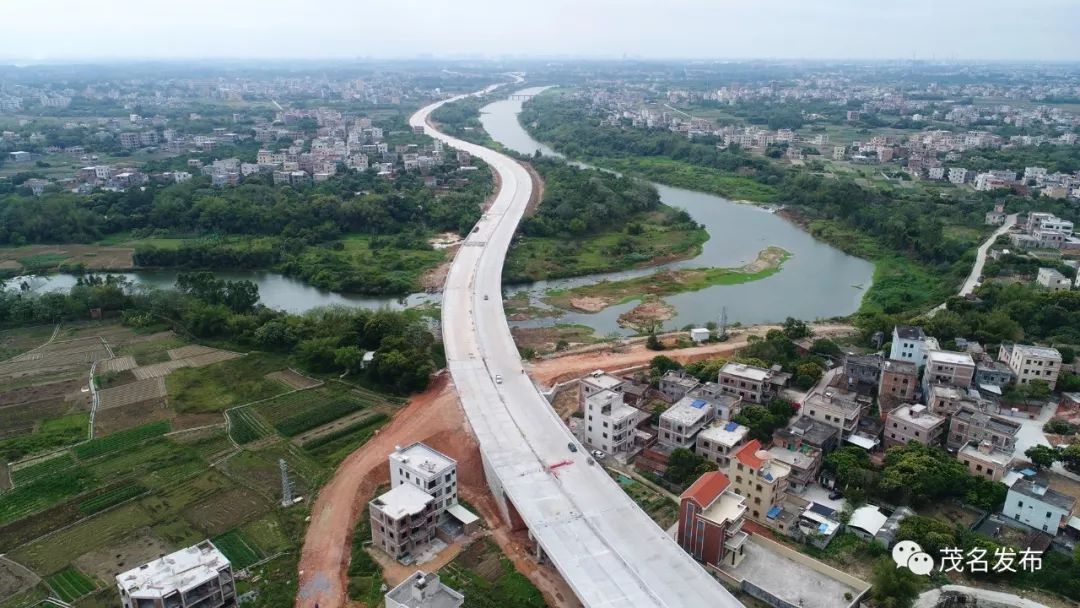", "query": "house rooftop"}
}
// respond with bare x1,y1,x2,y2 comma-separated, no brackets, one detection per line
115,541,229,599
894,326,926,341
1010,479,1077,511
927,350,975,367
681,471,731,508
390,442,456,476
583,370,624,390
954,406,1021,435
778,416,839,447
720,362,771,382
959,442,1013,468
385,571,464,608
1011,344,1062,360
662,396,713,426
662,370,700,389
701,490,747,527
881,359,917,375
698,421,749,448
371,483,434,519
849,506,888,537
888,405,945,430
587,390,642,422
768,445,818,471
